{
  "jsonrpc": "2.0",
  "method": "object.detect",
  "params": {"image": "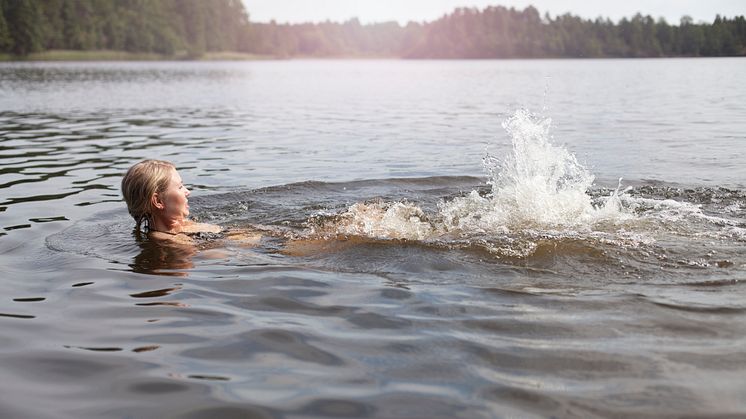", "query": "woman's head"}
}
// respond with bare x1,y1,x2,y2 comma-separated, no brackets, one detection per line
122,160,190,231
